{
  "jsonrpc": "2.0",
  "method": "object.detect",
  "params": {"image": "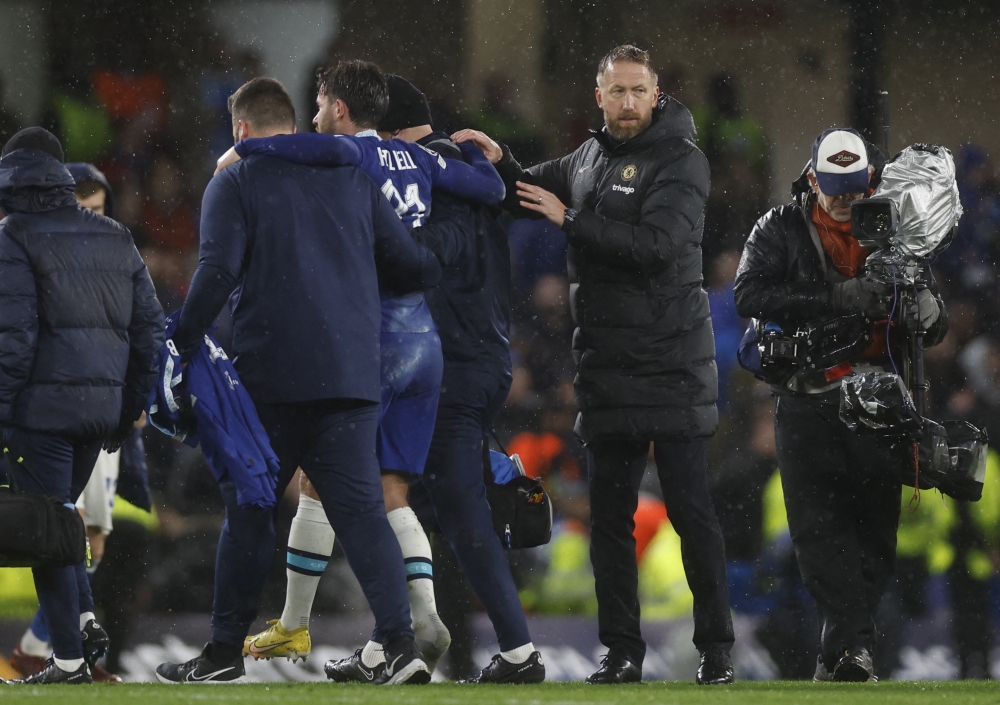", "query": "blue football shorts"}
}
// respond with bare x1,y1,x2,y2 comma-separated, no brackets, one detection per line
377,330,443,475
